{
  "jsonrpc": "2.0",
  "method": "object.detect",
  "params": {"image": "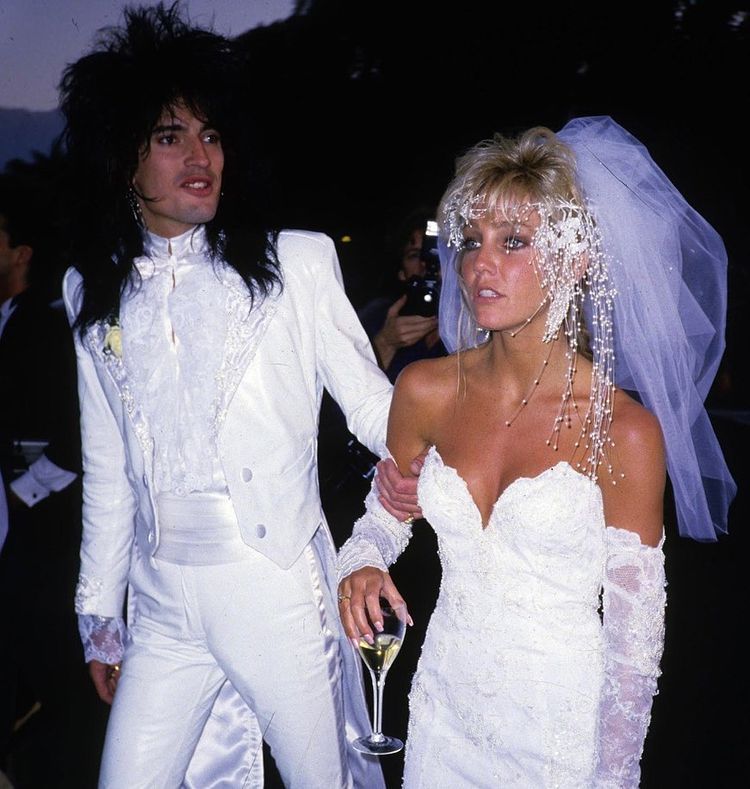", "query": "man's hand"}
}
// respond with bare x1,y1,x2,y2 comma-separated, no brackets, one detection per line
375,448,428,520
338,568,412,645
89,659,121,705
